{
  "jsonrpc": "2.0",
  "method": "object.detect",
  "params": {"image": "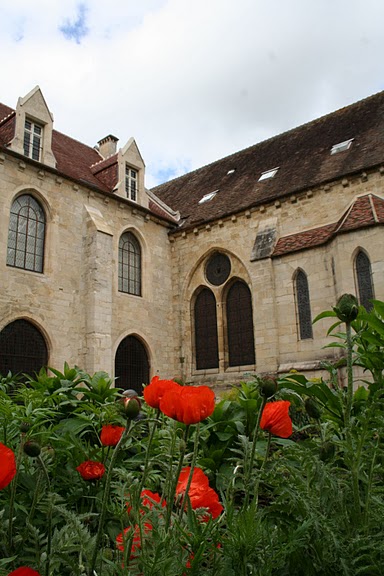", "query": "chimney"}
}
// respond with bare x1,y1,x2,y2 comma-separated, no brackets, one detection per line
97,134,118,159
